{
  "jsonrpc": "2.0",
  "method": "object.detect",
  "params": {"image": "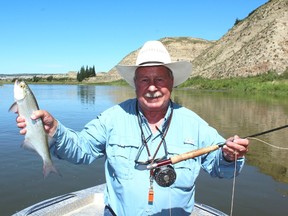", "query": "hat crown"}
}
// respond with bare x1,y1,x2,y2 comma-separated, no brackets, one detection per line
136,41,171,65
